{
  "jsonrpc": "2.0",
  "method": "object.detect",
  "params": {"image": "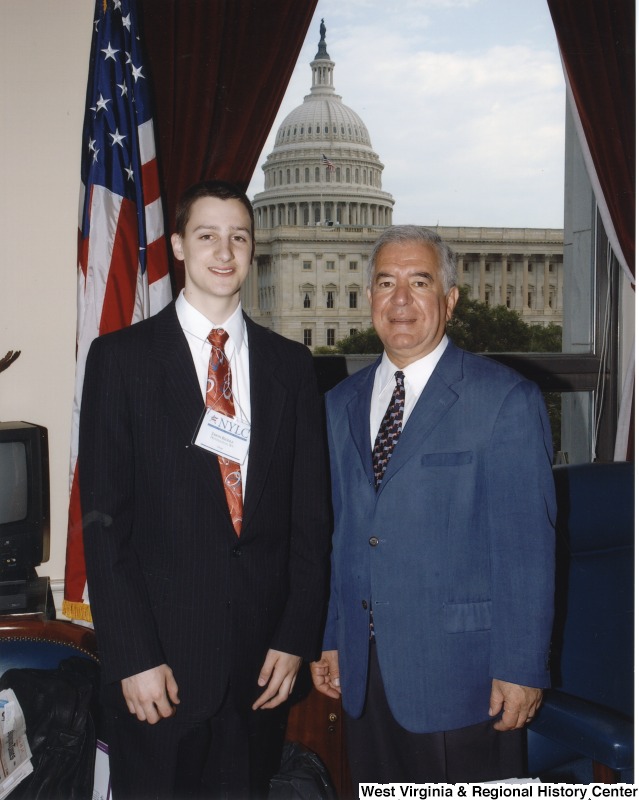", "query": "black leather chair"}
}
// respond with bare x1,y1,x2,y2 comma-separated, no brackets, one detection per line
527,461,634,783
